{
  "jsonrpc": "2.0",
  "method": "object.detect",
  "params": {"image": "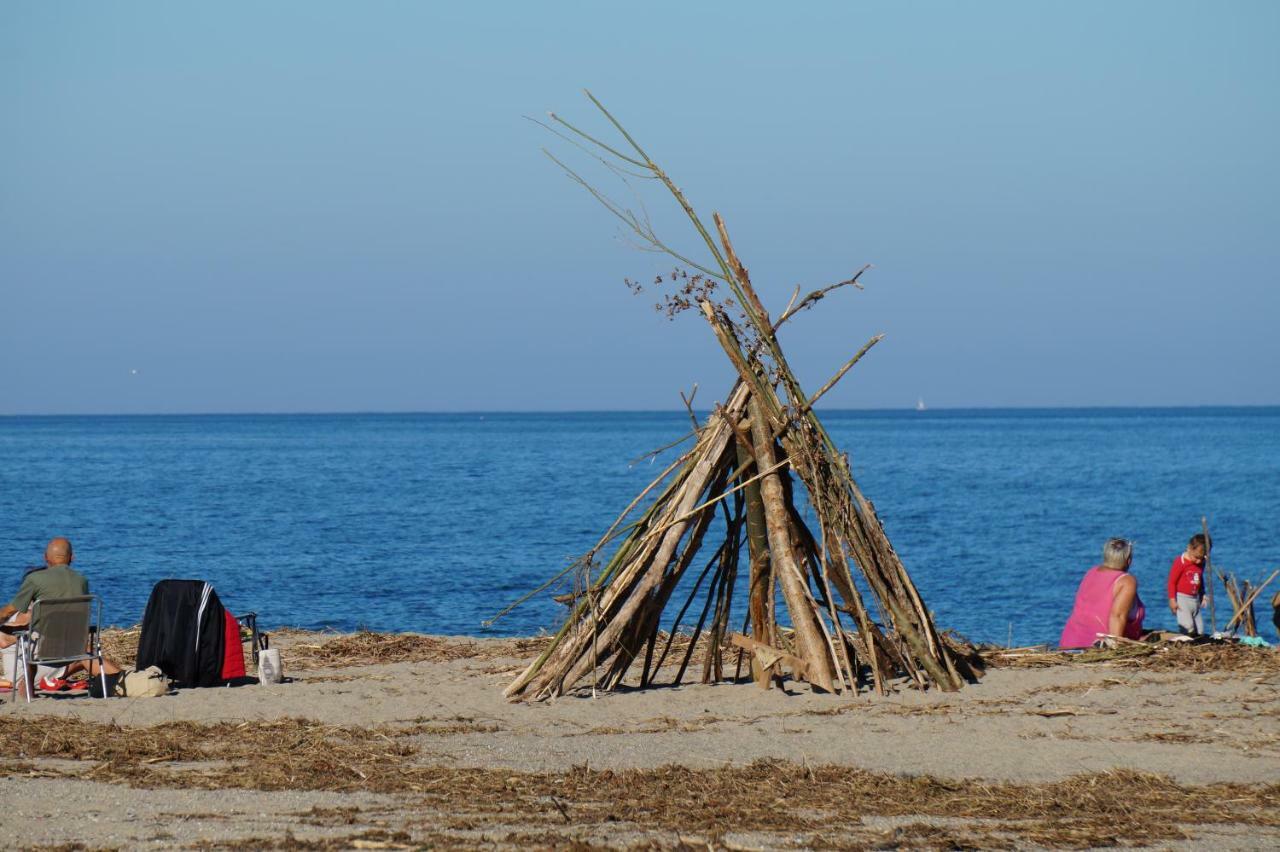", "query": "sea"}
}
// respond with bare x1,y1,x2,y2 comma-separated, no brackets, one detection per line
2,408,1277,647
